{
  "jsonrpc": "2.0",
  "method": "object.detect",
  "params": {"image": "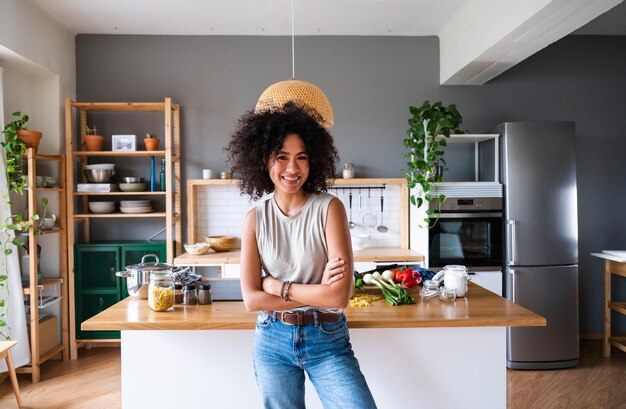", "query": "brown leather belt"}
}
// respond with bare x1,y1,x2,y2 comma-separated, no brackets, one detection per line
264,311,341,326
